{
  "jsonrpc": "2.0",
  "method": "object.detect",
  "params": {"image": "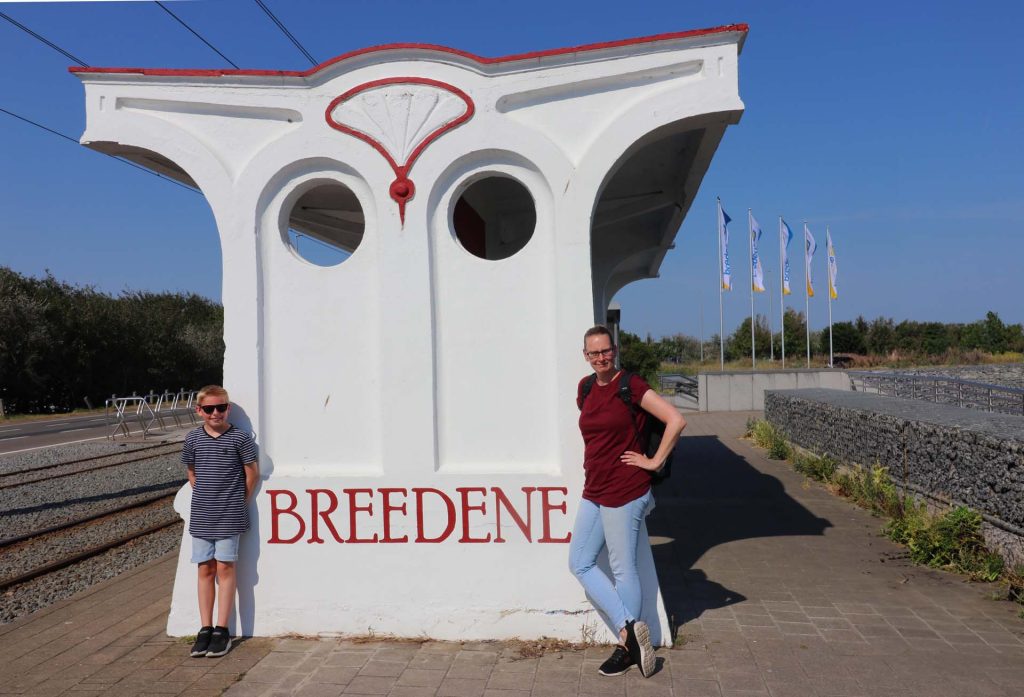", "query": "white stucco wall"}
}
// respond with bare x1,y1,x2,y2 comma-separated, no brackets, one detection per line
75,25,746,644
